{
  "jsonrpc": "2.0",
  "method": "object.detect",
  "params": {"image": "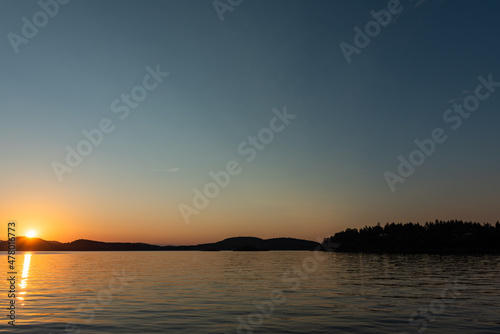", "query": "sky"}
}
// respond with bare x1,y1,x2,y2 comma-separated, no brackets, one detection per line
1,0,499,245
